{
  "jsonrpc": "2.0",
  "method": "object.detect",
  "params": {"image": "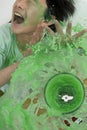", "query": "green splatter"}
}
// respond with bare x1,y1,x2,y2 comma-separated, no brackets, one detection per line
0,23,87,130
